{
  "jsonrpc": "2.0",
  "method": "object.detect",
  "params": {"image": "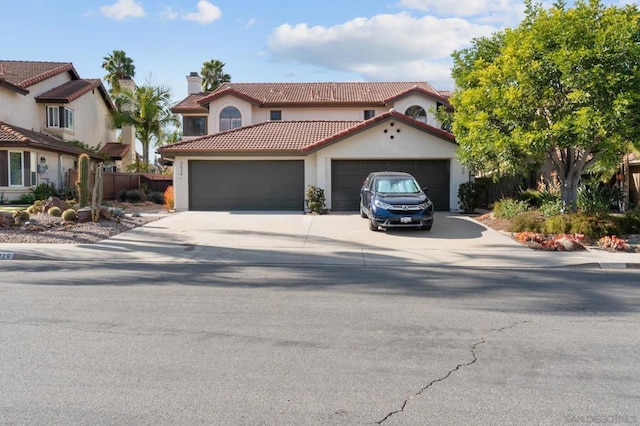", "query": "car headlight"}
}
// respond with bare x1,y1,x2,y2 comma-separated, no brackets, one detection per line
373,199,391,209
418,200,433,210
